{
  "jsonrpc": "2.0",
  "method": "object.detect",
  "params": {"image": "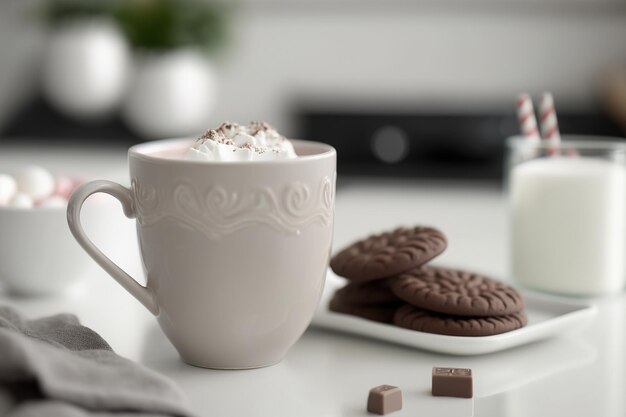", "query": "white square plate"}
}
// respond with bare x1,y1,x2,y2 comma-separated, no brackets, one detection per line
311,271,597,355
